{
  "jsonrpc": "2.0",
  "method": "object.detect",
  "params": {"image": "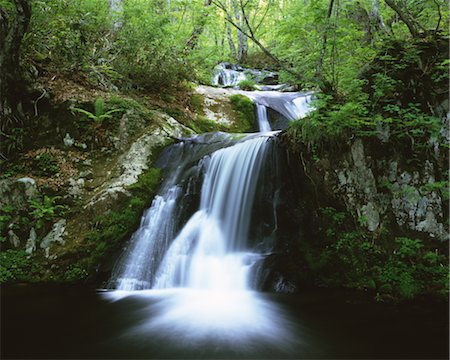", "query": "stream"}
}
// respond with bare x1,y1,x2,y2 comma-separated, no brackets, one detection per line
2,64,448,359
